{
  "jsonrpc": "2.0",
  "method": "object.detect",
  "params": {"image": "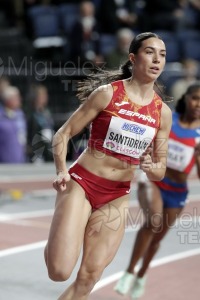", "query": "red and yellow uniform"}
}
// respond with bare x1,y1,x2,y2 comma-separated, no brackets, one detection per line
89,80,162,164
